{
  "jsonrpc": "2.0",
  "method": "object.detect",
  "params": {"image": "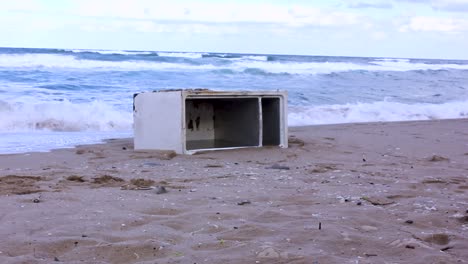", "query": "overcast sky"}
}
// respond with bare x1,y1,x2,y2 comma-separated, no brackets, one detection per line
0,0,467,59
